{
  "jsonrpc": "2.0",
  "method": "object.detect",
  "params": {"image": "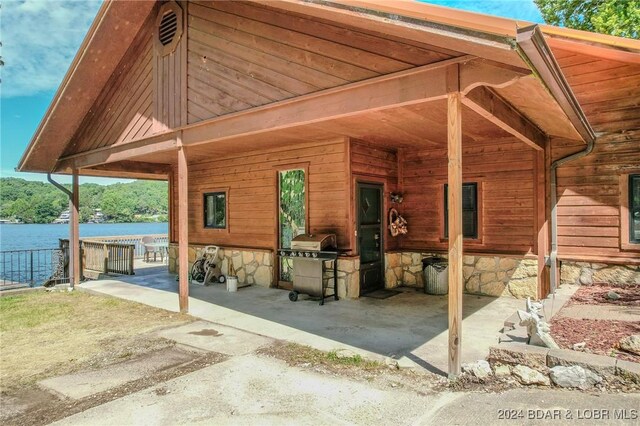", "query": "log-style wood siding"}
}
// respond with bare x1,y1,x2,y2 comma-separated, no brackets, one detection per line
64,16,155,156
550,49,640,265
181,139,349,250
185,0,457,124
398,137,536,255
553,132,640,264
